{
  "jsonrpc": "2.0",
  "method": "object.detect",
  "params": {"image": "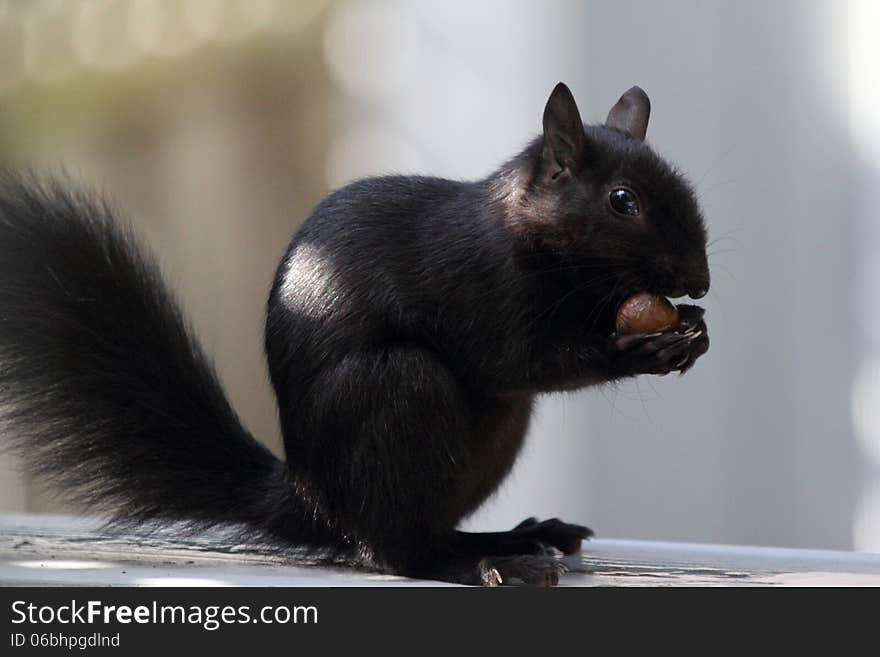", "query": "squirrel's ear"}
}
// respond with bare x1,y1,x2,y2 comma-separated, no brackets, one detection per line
606,86,651,141
542,82,586,176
